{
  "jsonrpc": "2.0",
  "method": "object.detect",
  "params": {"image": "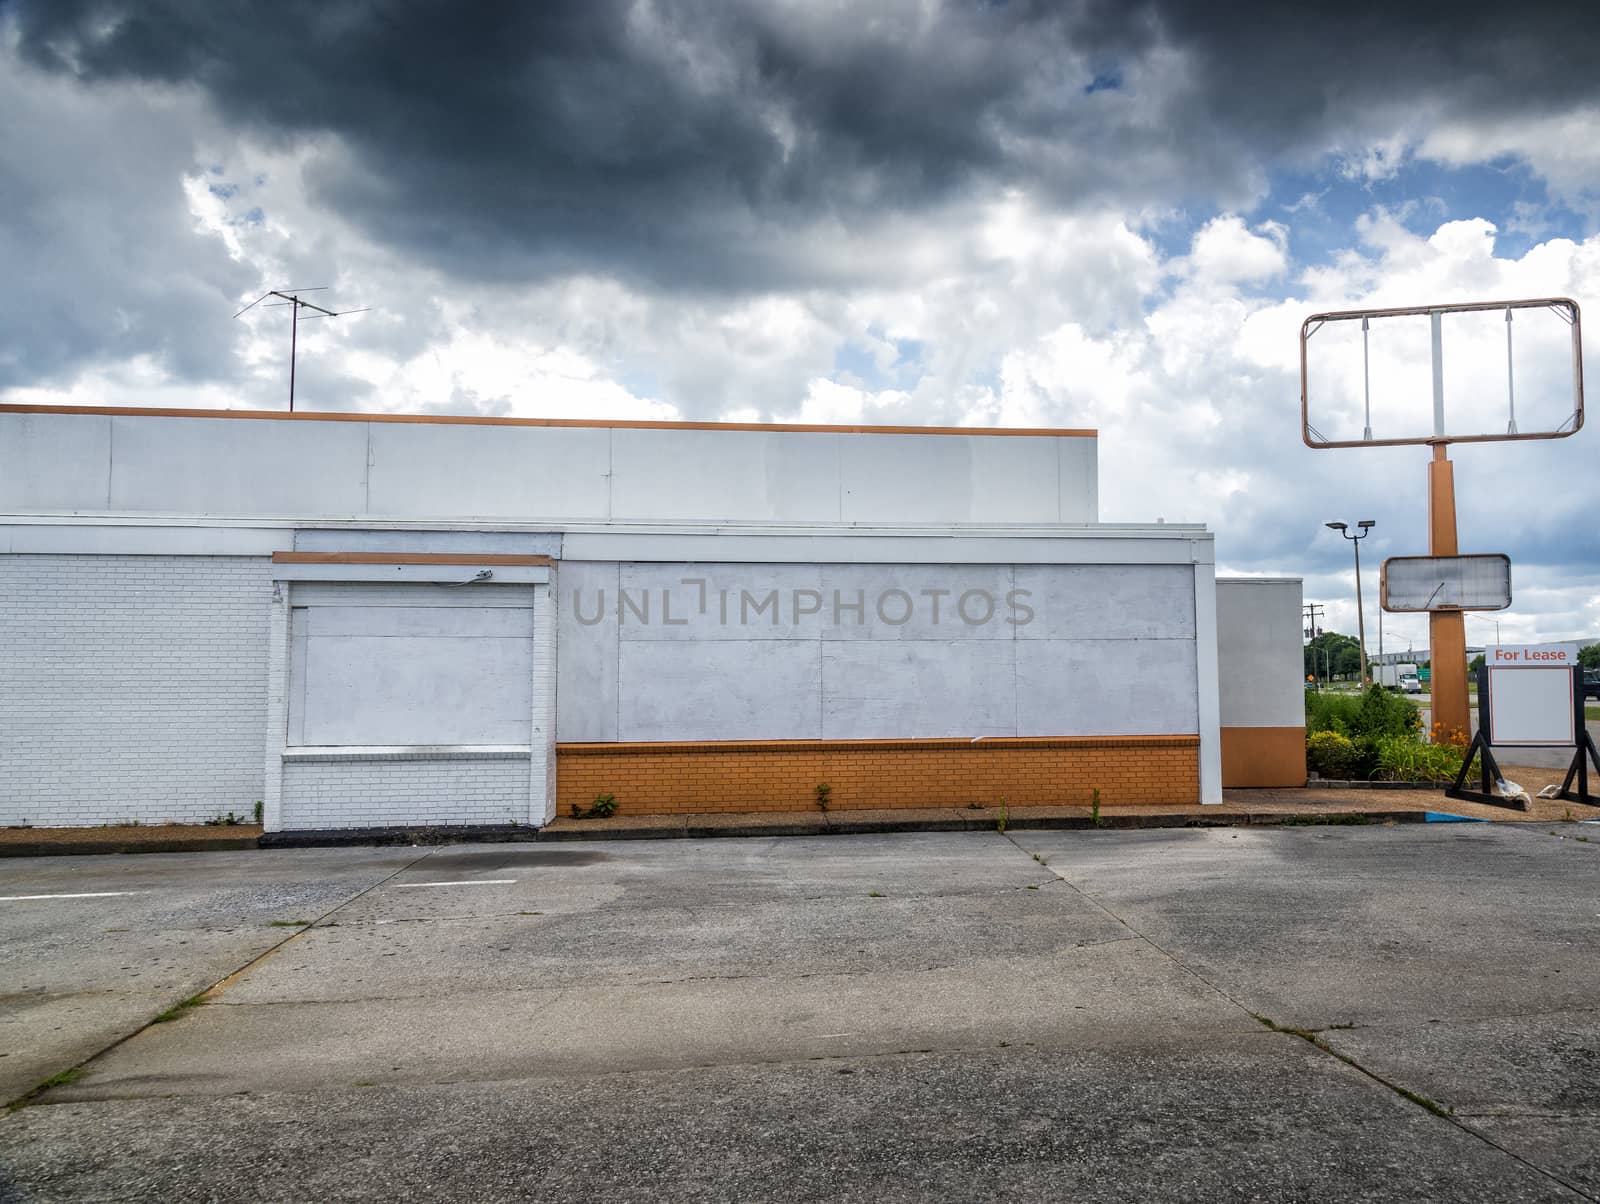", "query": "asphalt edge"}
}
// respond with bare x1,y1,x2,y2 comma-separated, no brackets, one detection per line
2,808,1457,856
